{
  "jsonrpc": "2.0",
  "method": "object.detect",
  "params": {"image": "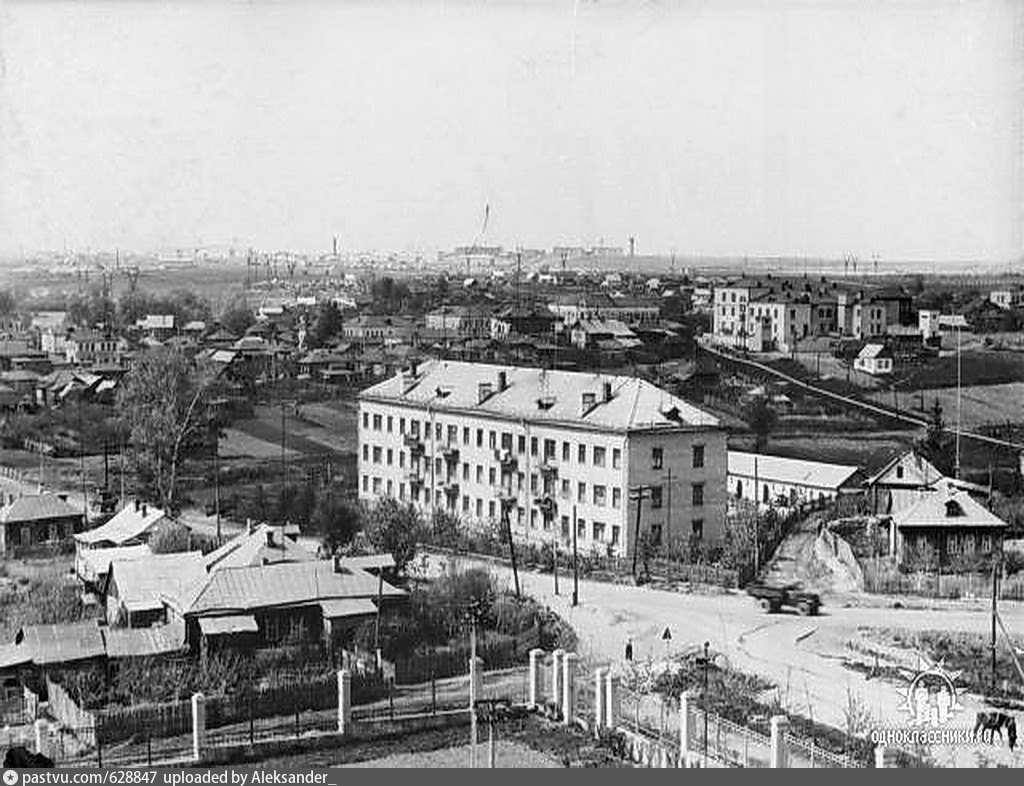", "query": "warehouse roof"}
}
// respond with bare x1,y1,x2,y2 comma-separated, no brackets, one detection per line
727,451,861,492
359,360,719,431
